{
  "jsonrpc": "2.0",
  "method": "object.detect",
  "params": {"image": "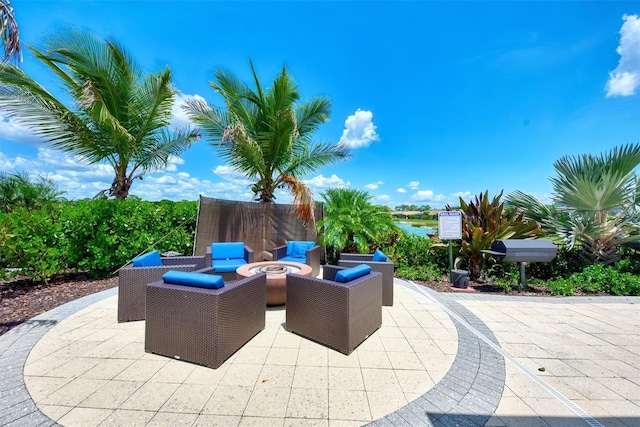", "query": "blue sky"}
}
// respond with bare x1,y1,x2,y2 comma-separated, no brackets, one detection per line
0,1,639,209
